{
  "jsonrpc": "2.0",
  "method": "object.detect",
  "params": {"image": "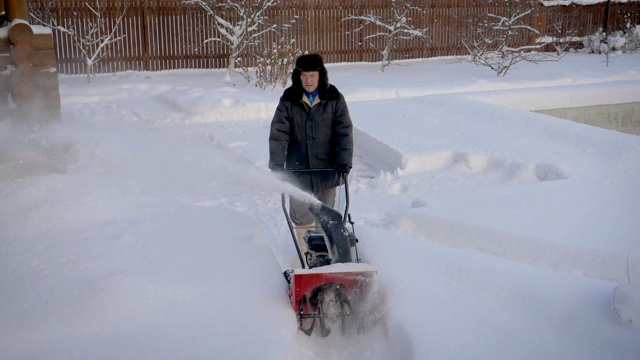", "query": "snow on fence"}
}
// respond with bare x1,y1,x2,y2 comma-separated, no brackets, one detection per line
28,0,640,76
